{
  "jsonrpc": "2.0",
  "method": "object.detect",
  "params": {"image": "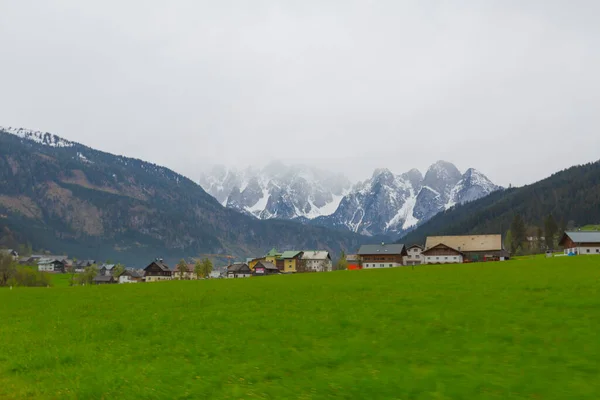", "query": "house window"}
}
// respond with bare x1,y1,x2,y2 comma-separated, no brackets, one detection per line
389,264,392,267
587,249,590,253
380,264,384,268
444,257,448,260
436,257,439,260
596,249,599,253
